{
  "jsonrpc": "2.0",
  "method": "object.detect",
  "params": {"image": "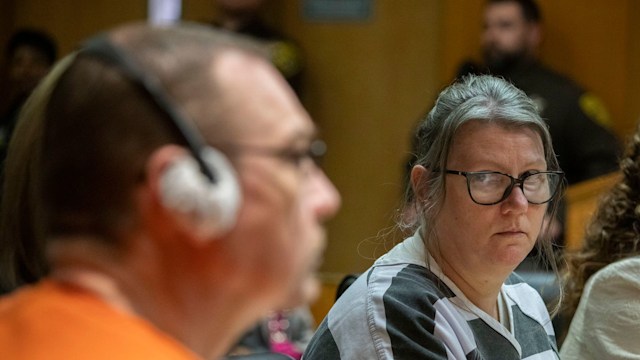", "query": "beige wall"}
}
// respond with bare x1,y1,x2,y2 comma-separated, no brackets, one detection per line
628,0,640,132
9,0,145,56
541,0,632,136
272,0,443,278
